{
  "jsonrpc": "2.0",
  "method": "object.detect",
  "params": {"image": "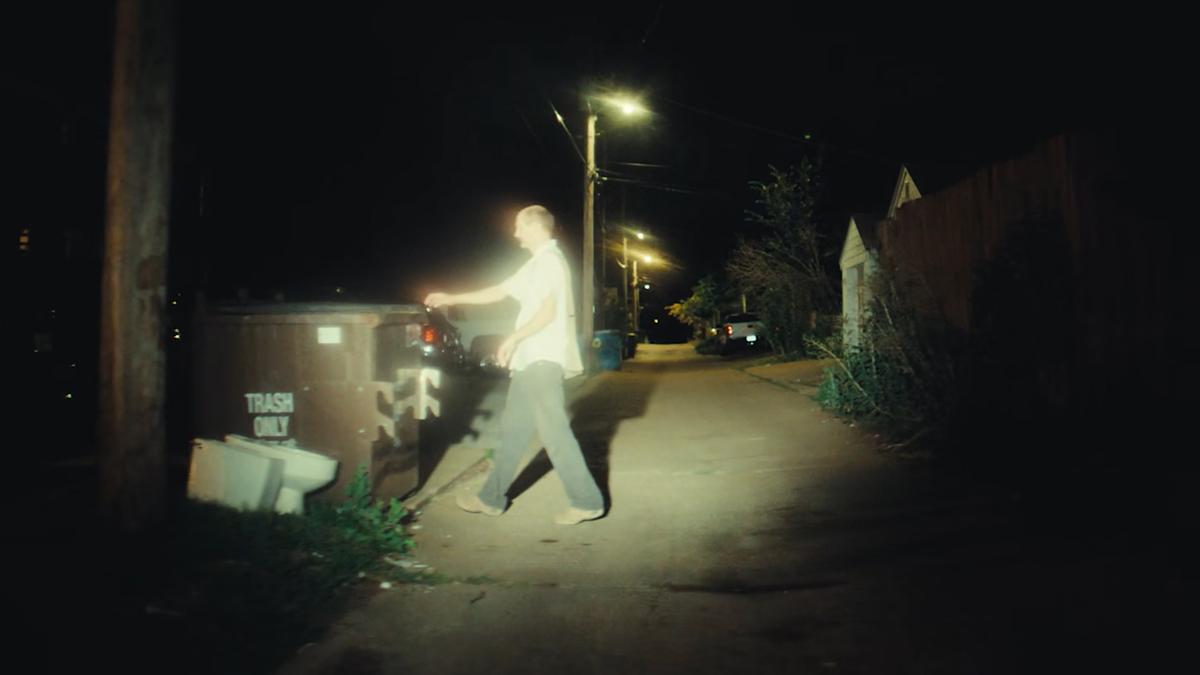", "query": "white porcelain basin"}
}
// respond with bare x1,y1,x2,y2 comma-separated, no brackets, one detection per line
187,439,284,511
224,435,339,514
